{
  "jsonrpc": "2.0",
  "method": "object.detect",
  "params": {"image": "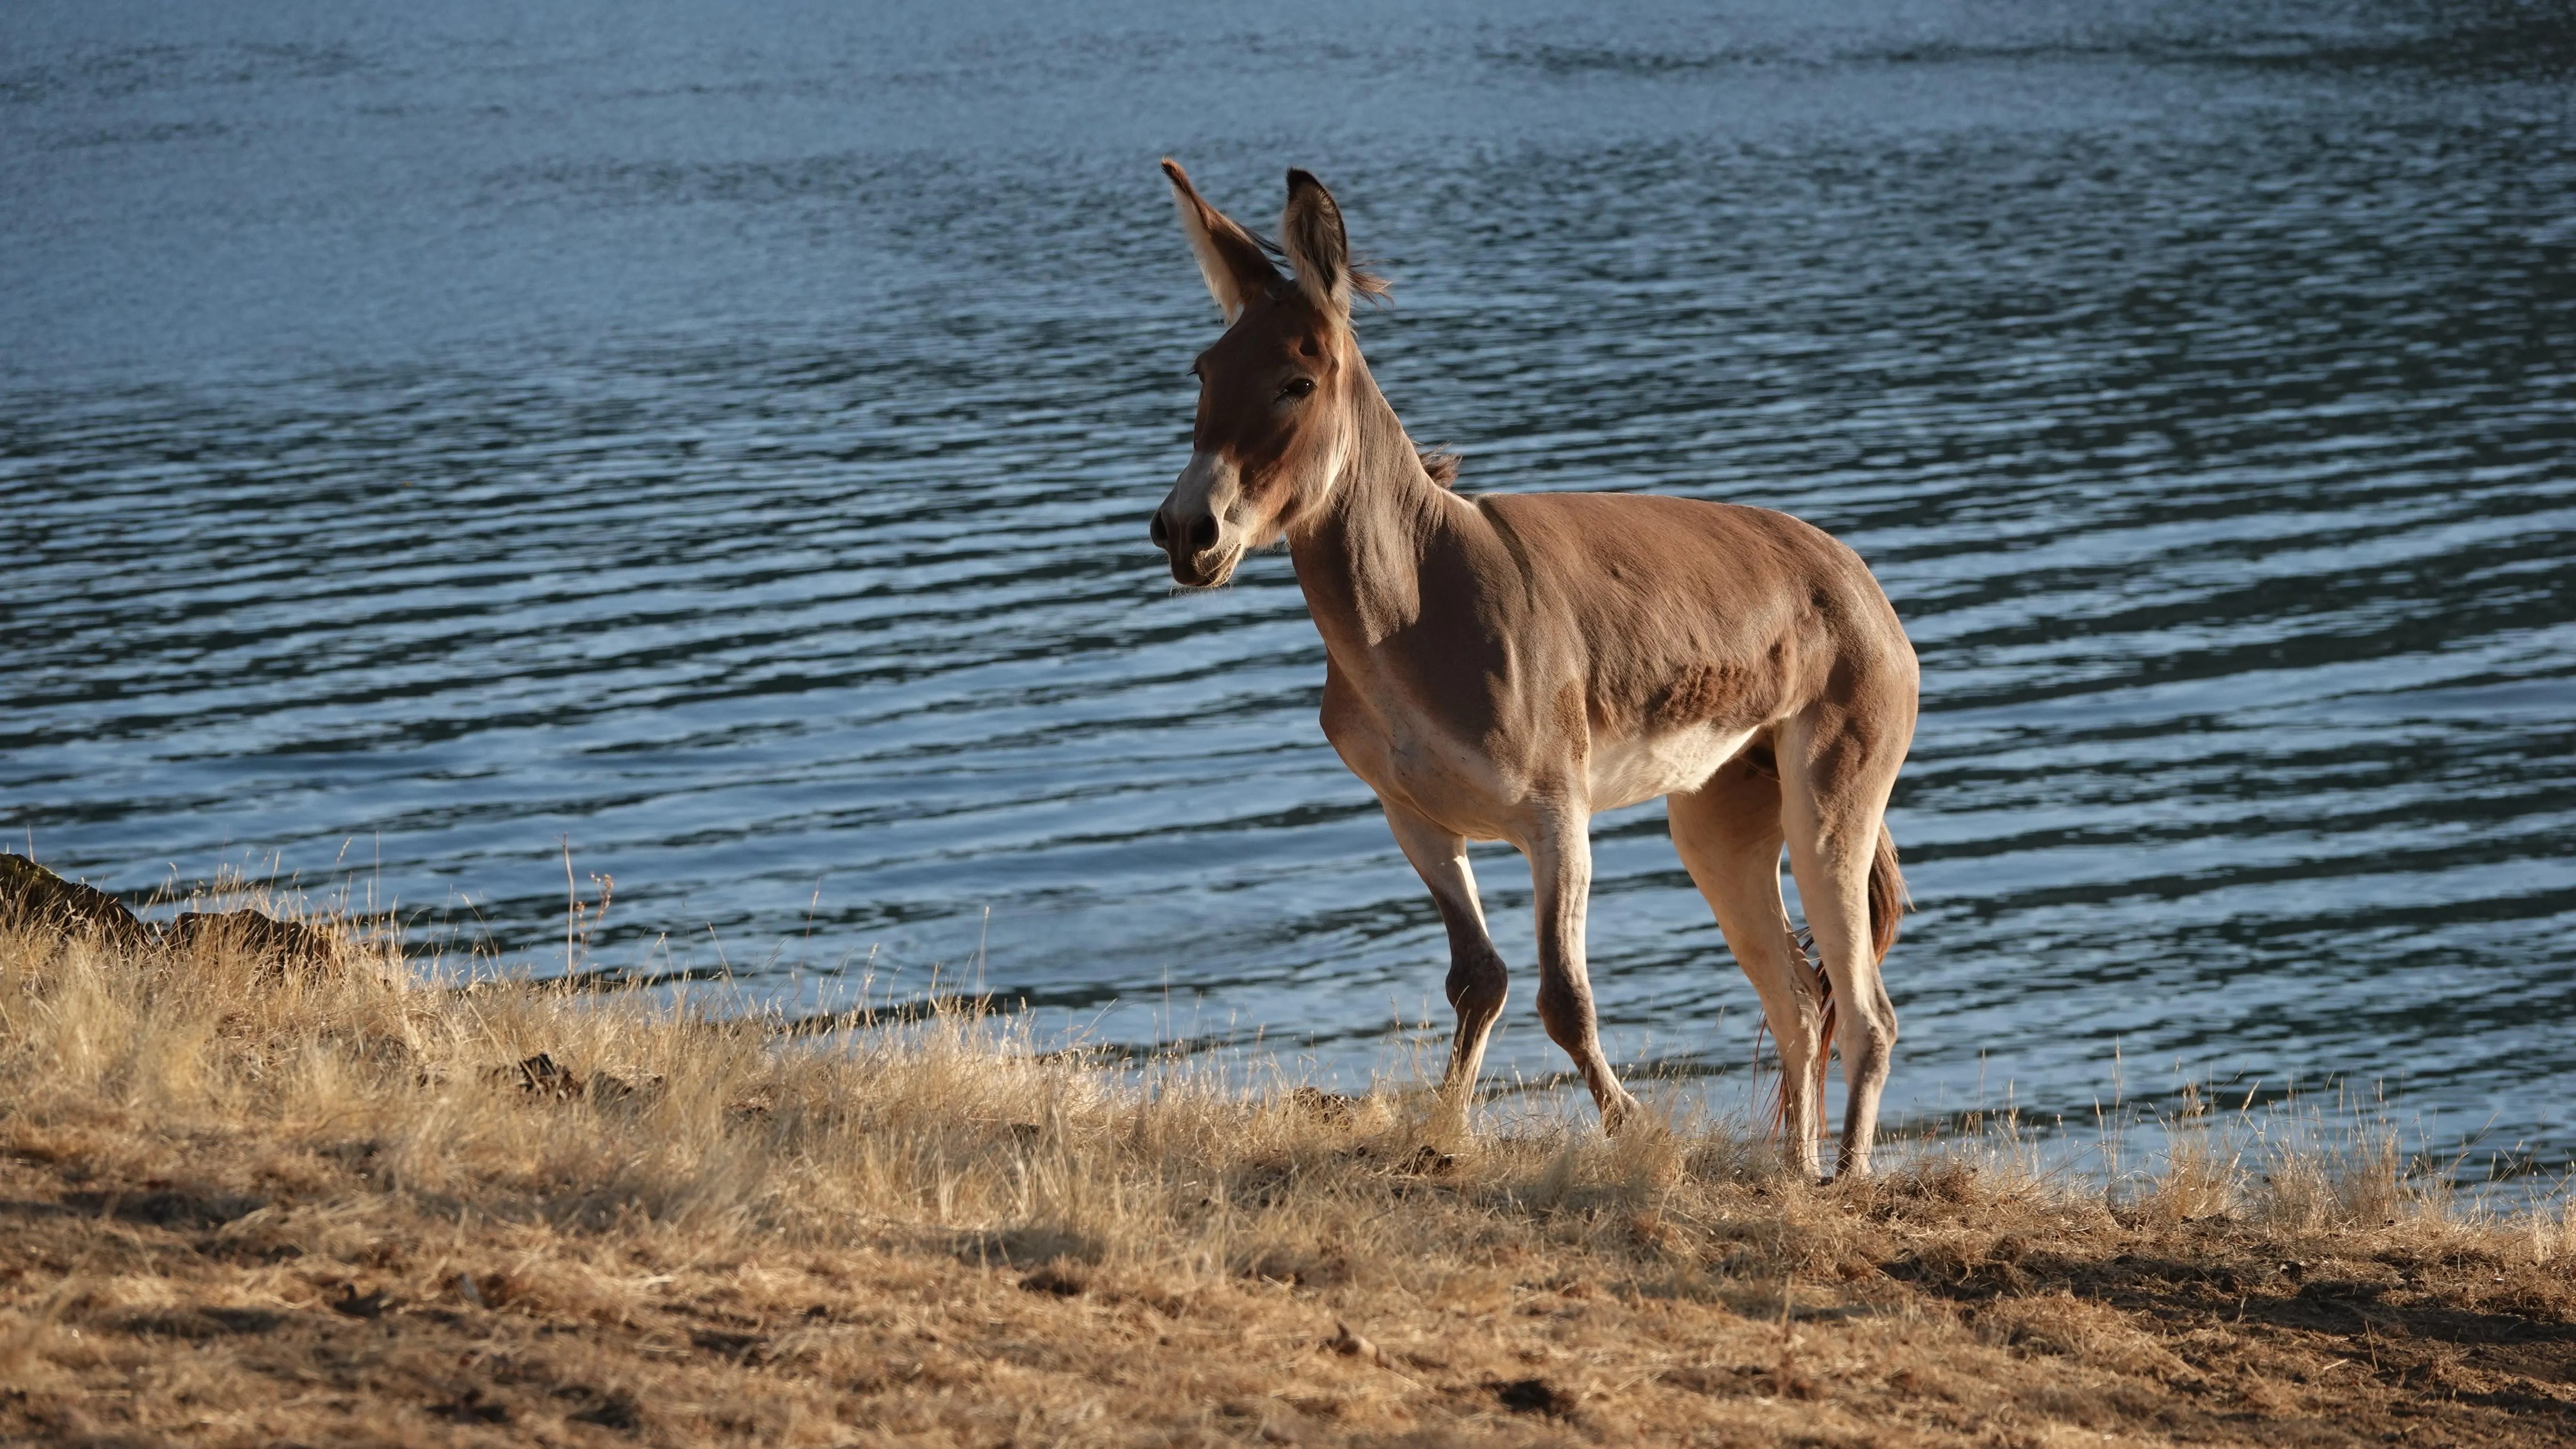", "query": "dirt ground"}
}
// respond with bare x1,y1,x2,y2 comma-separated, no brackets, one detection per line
2,906,2573,1447
9,1107,2576,1446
